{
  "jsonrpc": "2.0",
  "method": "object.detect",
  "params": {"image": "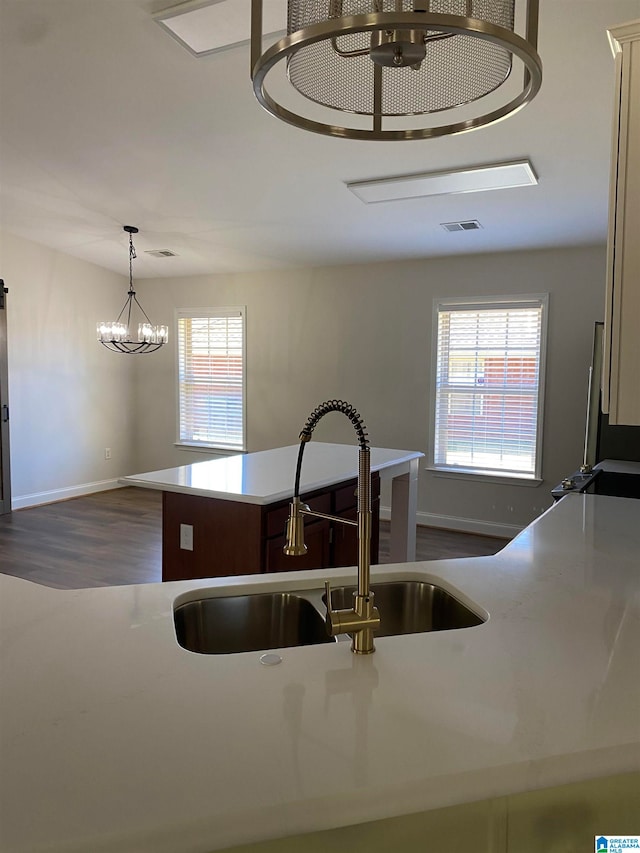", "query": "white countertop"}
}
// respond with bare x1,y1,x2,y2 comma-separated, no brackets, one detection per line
120,443,423,504
1,493,639,852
